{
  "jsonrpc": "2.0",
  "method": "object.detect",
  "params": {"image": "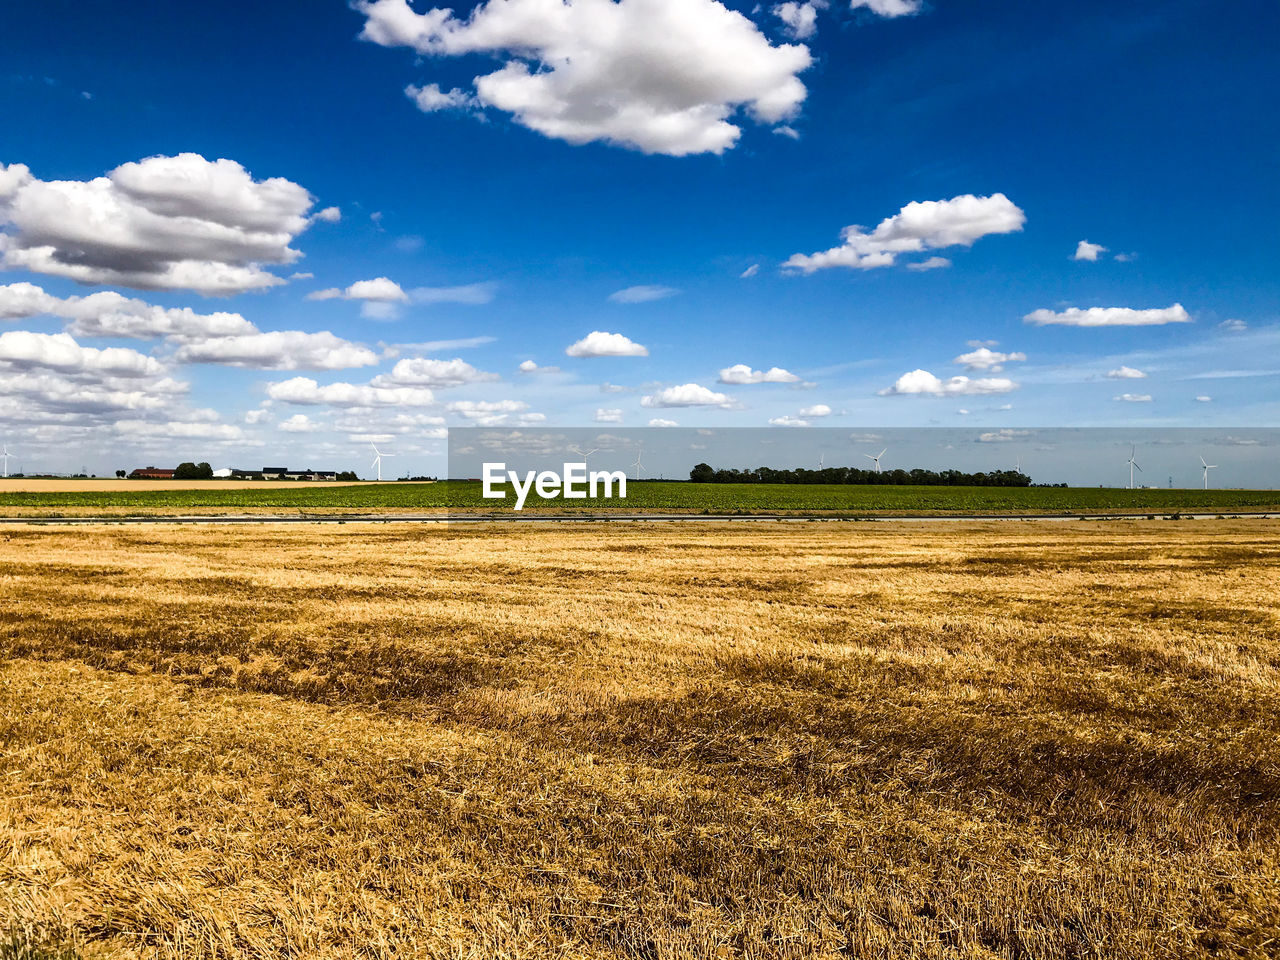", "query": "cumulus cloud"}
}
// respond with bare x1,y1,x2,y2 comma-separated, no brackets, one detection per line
773,1,823,39
609,285,680,304
1114,393,1152,403
768,415,809,426
641,383,734,407
879,369,1017,397
0,282,256,341
1106,365,1147,379
446,399,531,426
174,331,379,371
1073,240,1107,262
0,330,165,378
566,331,649,358
648,417,678,427
113,419,243,441
784,194,1025,273
953,347,1026,372
355,0,812,156
718,363,801,384
518,359,561,374
278,413,318,433
307,277,408,302
595,407,623,423
267,376,436,408
798,403,831,417
372,356,498,388
0,154,327,295
406,82,478,112
1024,304,1191,327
